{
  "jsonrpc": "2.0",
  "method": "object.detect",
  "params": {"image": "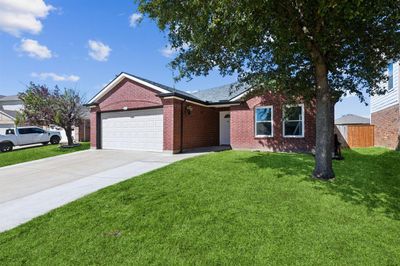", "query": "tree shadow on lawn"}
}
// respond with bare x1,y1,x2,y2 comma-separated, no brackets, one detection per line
239,150,400,220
